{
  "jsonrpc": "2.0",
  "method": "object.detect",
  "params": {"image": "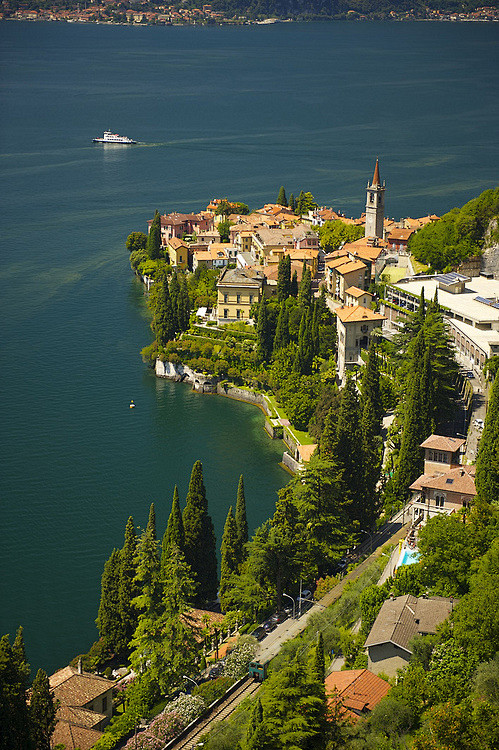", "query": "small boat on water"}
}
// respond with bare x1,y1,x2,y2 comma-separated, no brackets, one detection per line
93,131,137,145
130,400,135,409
